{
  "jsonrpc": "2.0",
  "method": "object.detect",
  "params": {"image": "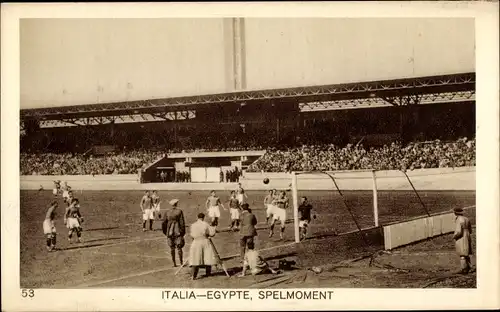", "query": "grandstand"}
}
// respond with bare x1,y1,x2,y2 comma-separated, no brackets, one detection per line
20,72,475,180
